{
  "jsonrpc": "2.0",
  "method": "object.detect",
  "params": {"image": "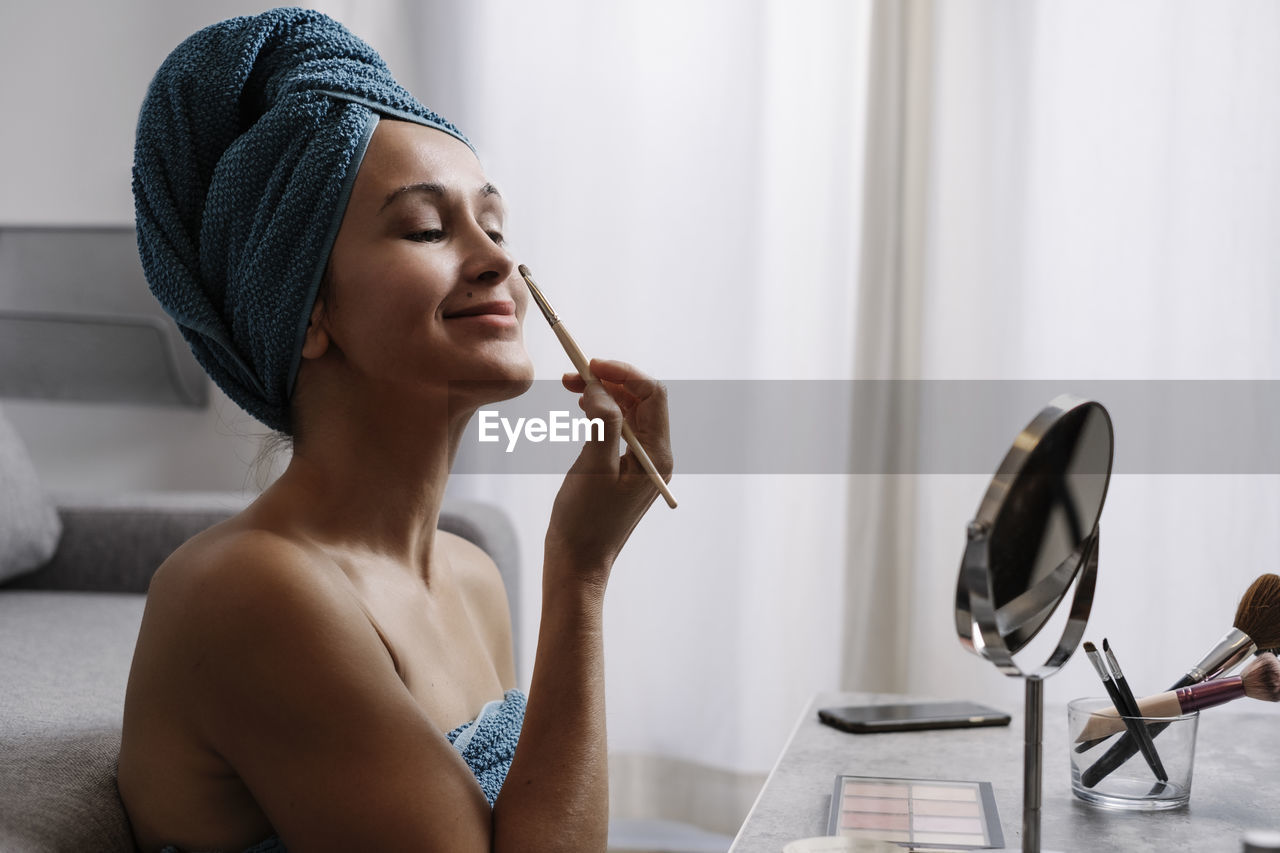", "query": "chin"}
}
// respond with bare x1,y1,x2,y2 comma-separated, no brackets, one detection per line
470,374,535,403
444,360,536,408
